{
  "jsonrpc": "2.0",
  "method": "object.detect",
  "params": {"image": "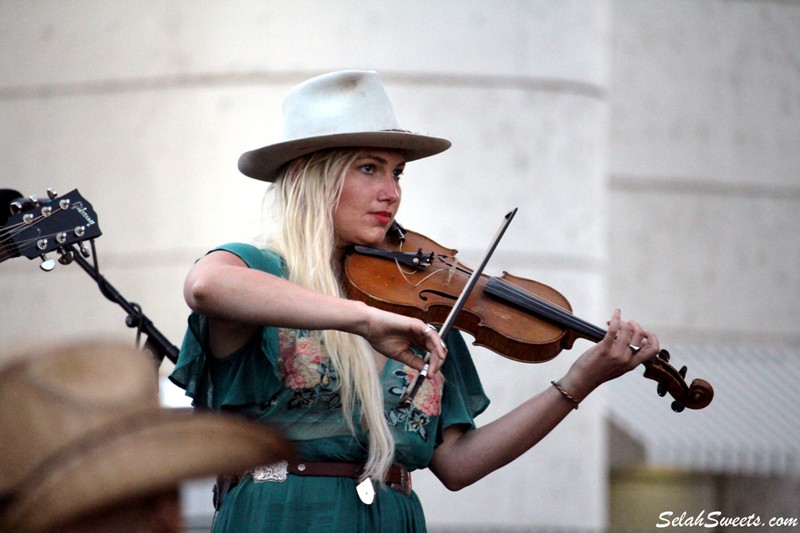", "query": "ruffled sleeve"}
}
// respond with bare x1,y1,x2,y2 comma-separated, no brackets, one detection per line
436,330,490,442
168,243,286,409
